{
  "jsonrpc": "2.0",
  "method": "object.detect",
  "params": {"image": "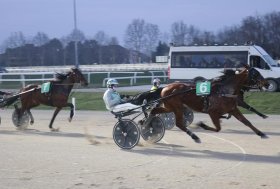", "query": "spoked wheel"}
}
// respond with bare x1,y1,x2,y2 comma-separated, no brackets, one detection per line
113,119,140,149
140,116,165,143
12,109,29,129
159,112,175,130
184,108,194,127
